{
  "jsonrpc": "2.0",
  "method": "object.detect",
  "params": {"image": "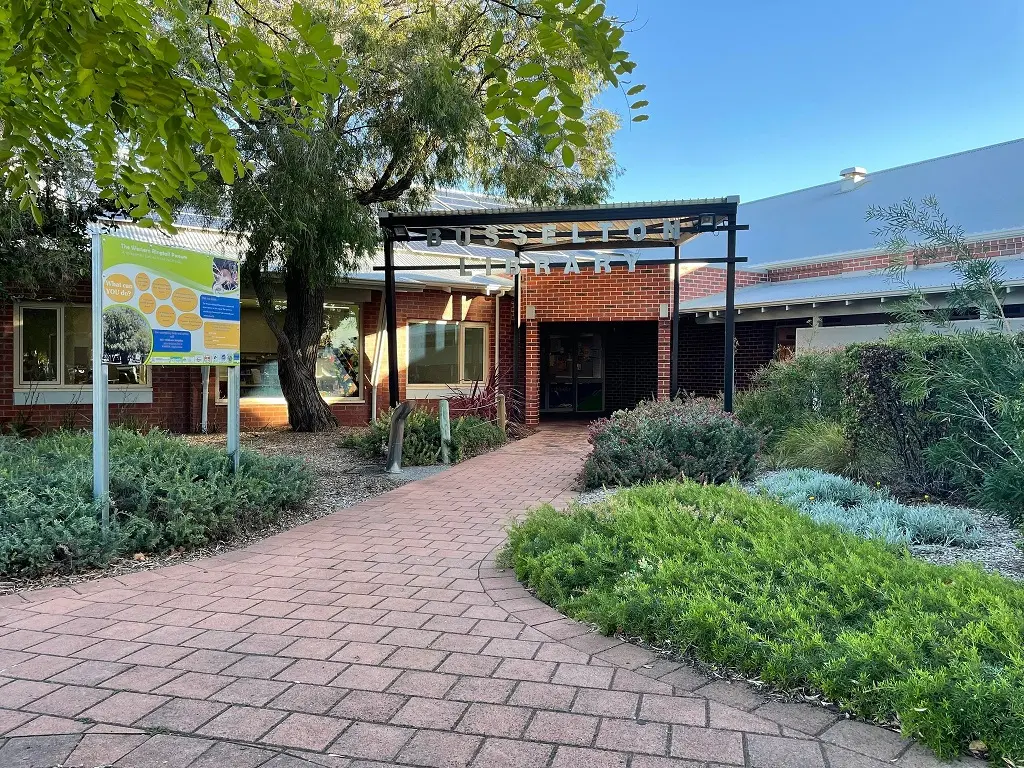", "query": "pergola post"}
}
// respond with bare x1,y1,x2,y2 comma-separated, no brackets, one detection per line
383,232,400,409
723,219,737,413
511,251,520,394
670,244,680,398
